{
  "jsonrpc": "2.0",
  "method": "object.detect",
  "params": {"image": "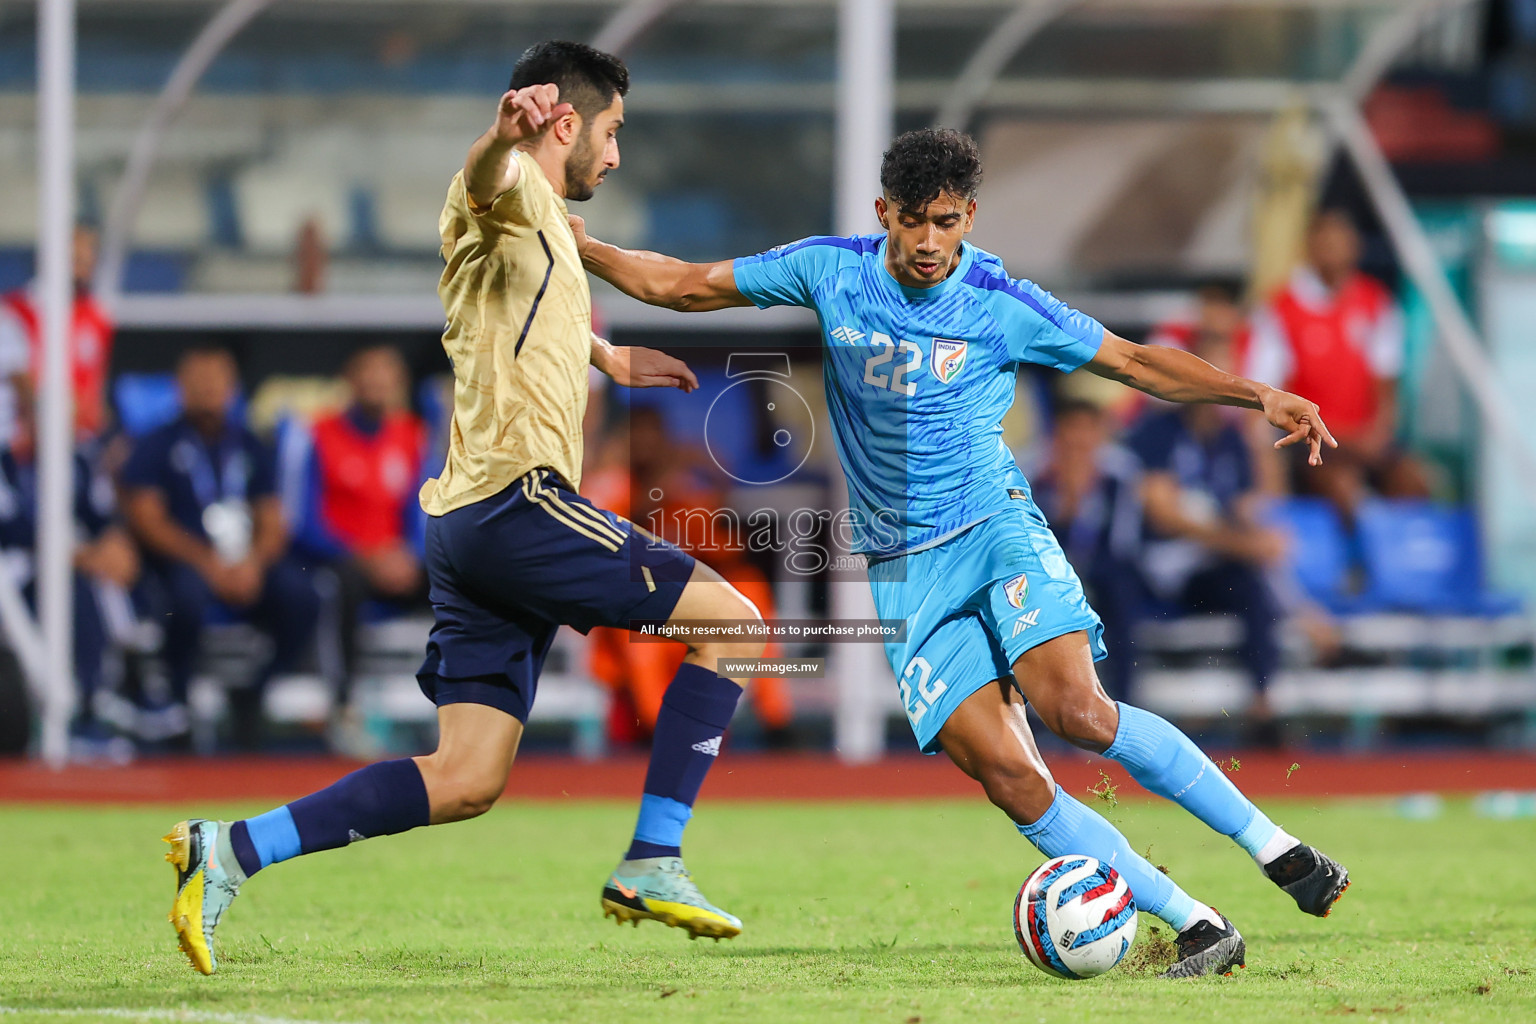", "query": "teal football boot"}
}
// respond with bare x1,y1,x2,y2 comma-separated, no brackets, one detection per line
163,818,244,974
601,856,742,940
